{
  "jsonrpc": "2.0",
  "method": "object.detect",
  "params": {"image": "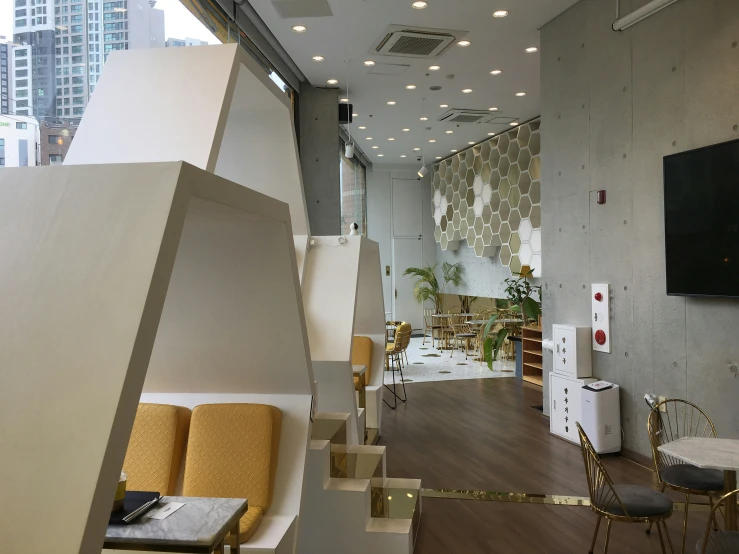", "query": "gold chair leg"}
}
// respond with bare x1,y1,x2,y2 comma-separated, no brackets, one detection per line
589,515,601,554
656,519,667,554
647,483,666,534
680,494,690,554
603,519,612,554
661,519,674,554
708,494,719,531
